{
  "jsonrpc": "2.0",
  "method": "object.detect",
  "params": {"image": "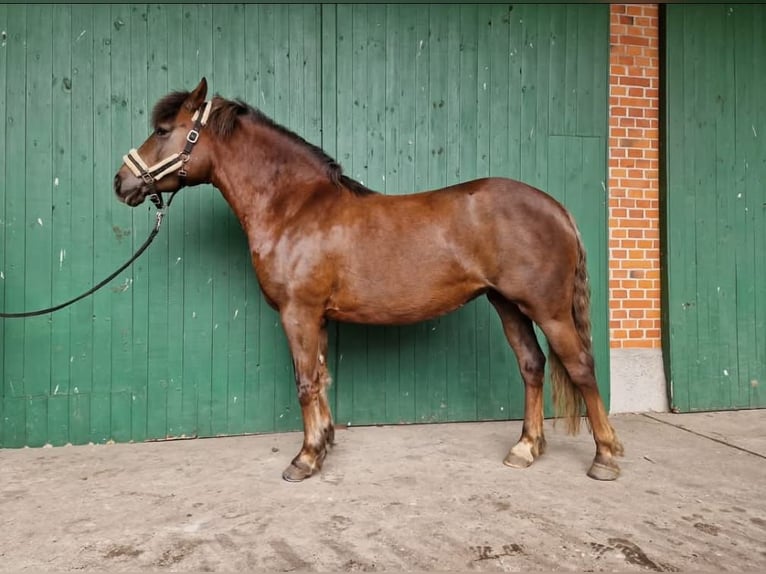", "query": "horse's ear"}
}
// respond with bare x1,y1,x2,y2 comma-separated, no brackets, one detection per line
185,77,208,111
